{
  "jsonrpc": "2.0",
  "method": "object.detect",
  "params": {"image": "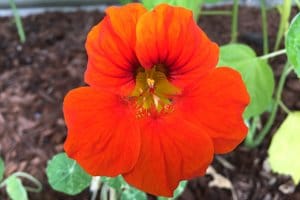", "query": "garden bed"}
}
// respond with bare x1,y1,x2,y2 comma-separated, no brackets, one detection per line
0,5,300,200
